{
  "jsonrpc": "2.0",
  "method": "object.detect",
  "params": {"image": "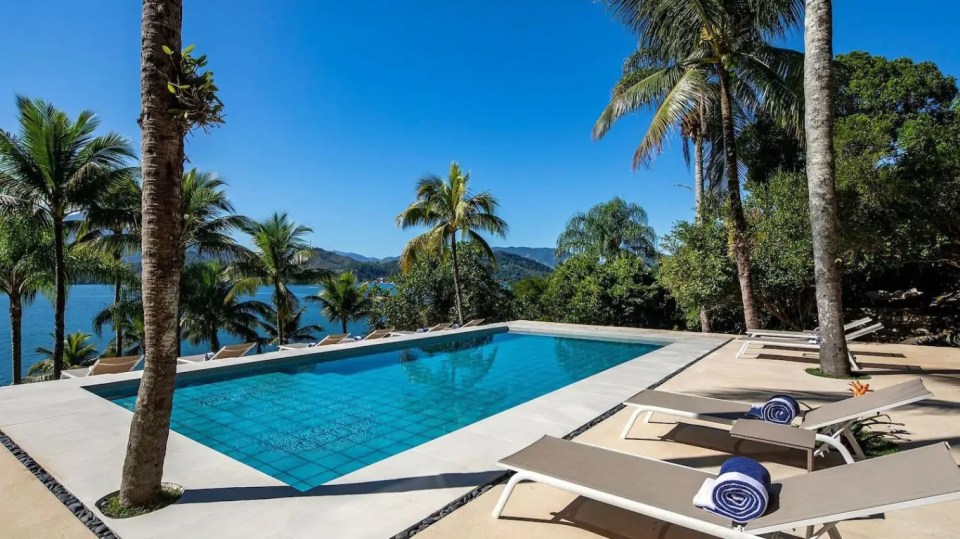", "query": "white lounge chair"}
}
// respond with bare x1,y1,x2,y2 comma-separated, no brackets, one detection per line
494,436,960,539
745,317,873,339
391,323,453,336
177,343,256,364
362,328,394,340
60,355,142,379
620,379,933,465
736,322,883,371
277,334,349,350
459,319,485,328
